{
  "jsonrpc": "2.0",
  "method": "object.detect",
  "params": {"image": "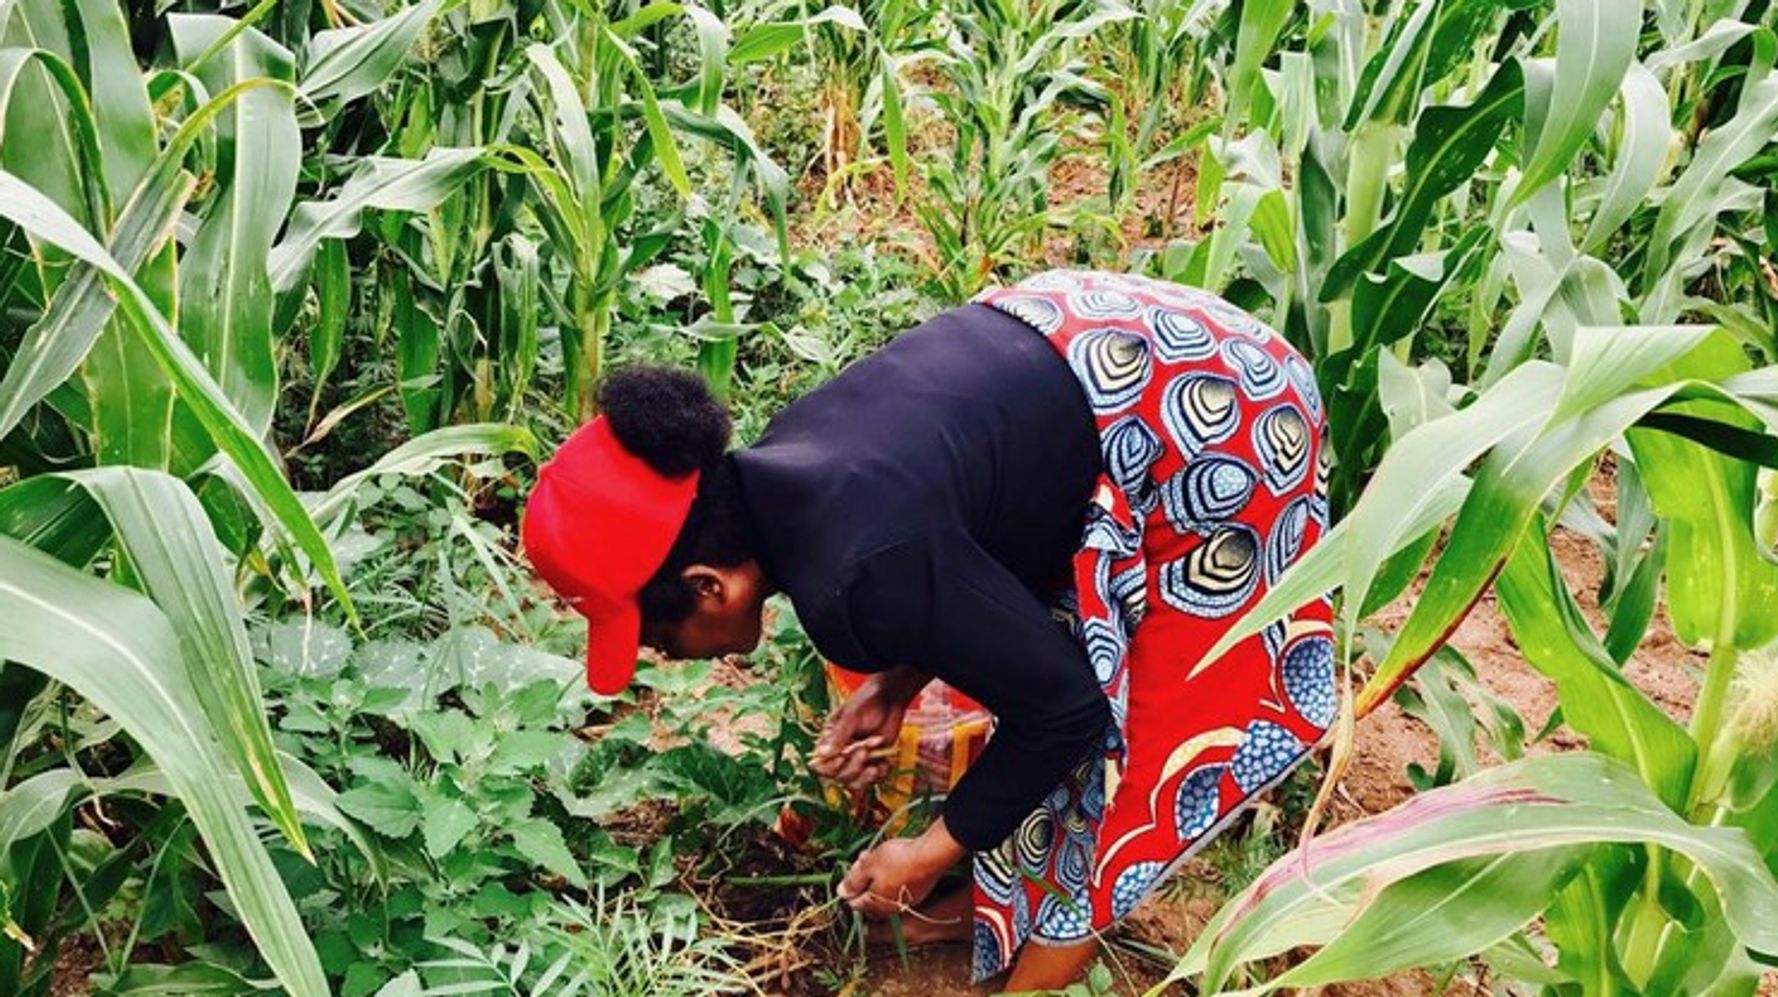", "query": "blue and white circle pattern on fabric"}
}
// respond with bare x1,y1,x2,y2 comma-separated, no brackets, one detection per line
1080,617,1127,684
1221,338,1286,400
972,918,1005,979
1101,415,1164,501
1173,763,1224,841
1016,809,1056,875
1110,563,1148,637
1035,891,1093,941
1229,719,1307,793
1145,305,1217,363
977,843,1020,905
1264,495,1314,586
1011,885,1032,937
1067,328,1153,414
1078,763,1107,821
1281,634,1337,728
1159,454,1258,536
1285,353,1321,419
1110,861,1166,919
1055,831,1093,895
1201,296,1266,338
1160,372,1241,457
992,293,1066,334
1159,523,1261,617
1260,619,1287,669
1253,403,1311,495
1081,505,1141,559
1070,288,1144,320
